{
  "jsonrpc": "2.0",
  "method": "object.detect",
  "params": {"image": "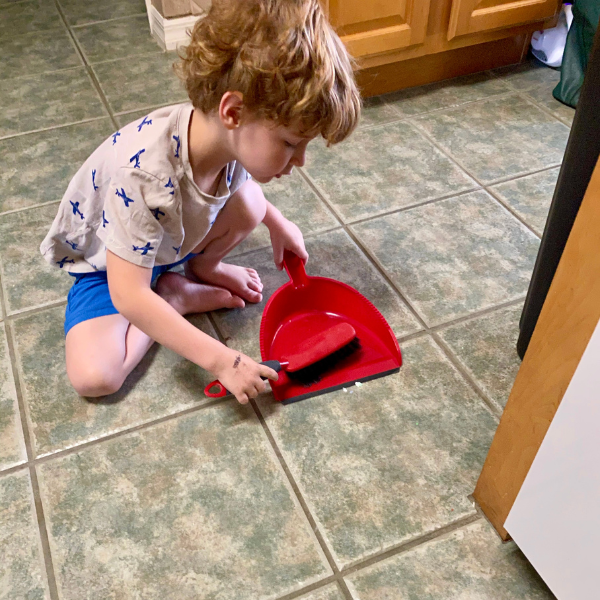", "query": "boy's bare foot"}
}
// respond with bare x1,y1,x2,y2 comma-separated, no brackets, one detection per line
187,262,263,304
155,271,245,314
